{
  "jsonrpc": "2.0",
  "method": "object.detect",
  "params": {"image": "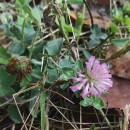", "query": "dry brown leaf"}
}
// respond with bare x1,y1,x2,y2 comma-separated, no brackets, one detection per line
70,11,109,29
102,76,130,109
107,45,130,79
